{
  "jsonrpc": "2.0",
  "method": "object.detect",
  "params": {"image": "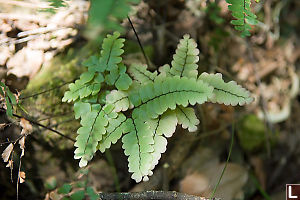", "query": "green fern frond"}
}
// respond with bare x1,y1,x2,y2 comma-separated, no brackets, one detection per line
63,32,253,183
198,72,253,105
74,101,92,119
105,64,132,90
62,76,103,103
146,110,178,173
175,106,199,132
99,32,125,72
82,56,101,73
226,0,258,37
74,104,118,167
158,64,171,77
130,76,213,119
122,118,154,182
106,90,132,112
128,64,157,84
74,104,105,167
169,35,199,79
98,113,128,153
